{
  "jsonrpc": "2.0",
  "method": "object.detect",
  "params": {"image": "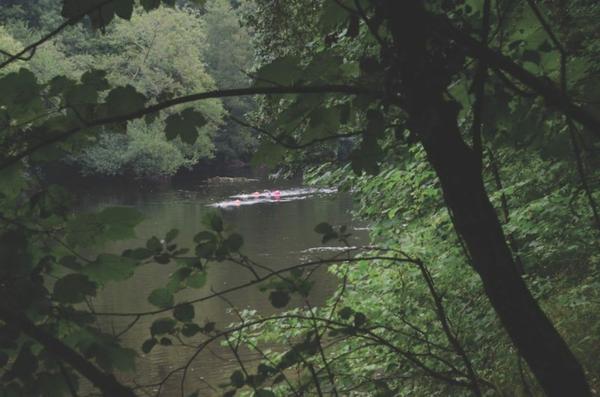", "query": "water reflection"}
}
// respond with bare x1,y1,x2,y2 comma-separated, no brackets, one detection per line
78,179,367,396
